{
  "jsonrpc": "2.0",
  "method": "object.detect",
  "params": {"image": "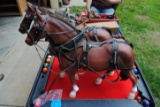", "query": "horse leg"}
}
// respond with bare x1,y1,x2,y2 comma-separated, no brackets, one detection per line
59,72,79,81
95,70,114,85
108,71,114,76
128,70,137,99
95,77,103,85
67,68,79,98
75,73,79,80
122,70,137,99
59,71,65,78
